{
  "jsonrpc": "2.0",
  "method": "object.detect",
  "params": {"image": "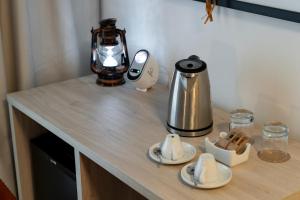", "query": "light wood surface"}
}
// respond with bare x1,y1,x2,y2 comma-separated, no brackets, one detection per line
7,75,300,200
75,150,83,200
284,191,300,200
80,153,146,200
